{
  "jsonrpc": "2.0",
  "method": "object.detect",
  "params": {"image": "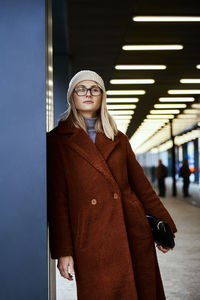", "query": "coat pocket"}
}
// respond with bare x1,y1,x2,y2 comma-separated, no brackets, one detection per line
74,213,95,251
123,194,153,239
